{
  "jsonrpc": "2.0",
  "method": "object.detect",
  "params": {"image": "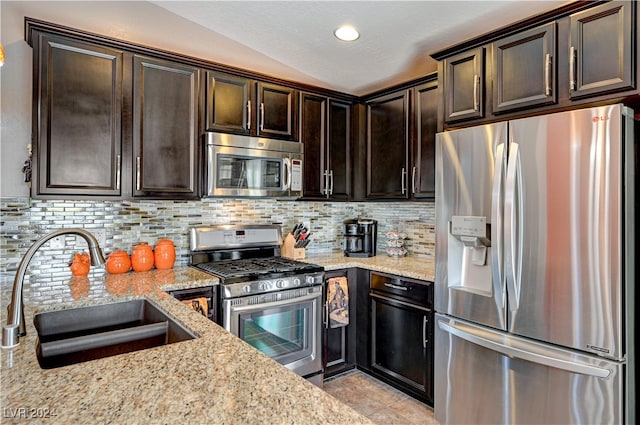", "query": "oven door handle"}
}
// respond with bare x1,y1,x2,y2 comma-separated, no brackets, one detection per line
227,291,321,312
